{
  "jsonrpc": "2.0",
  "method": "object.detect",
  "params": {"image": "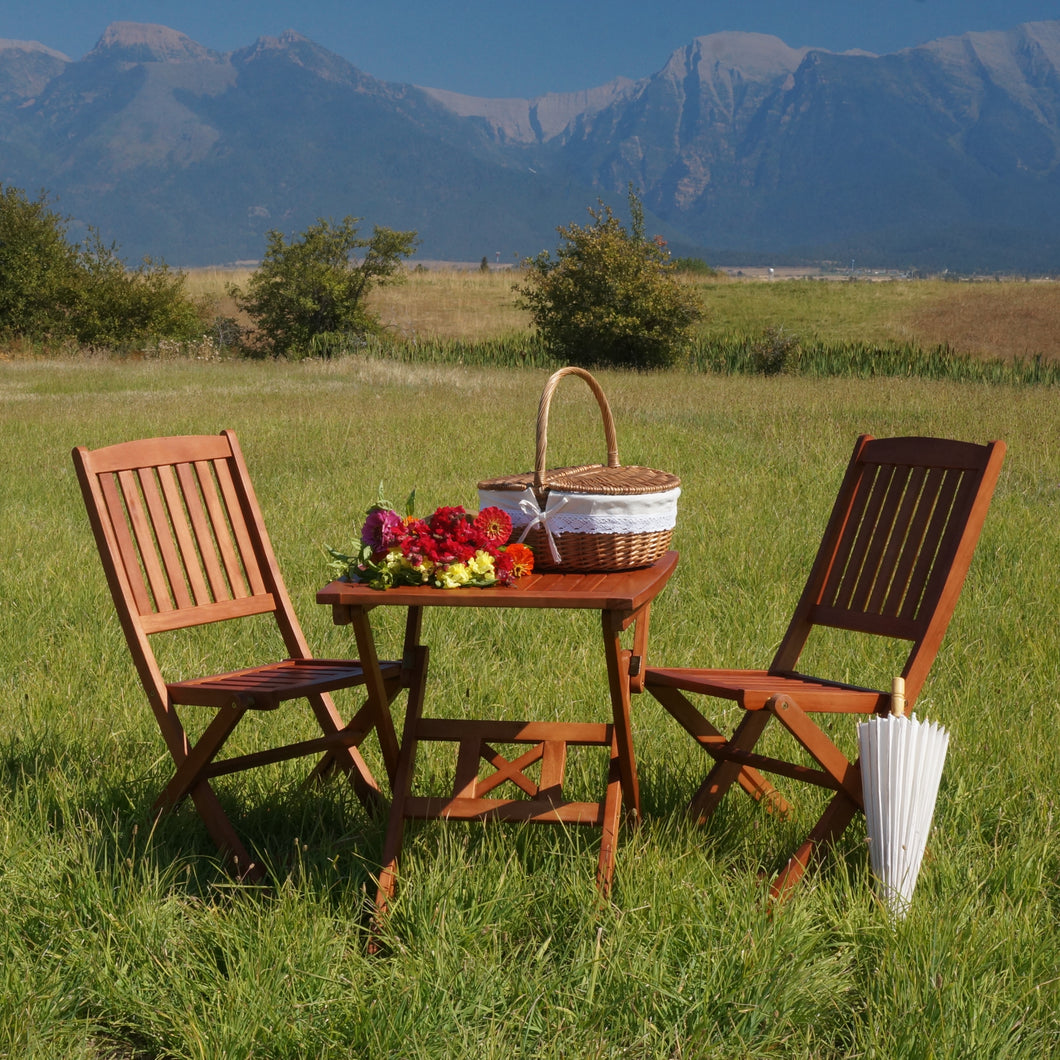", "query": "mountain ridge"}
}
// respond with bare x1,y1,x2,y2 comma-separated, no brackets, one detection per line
2,19,1059,270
